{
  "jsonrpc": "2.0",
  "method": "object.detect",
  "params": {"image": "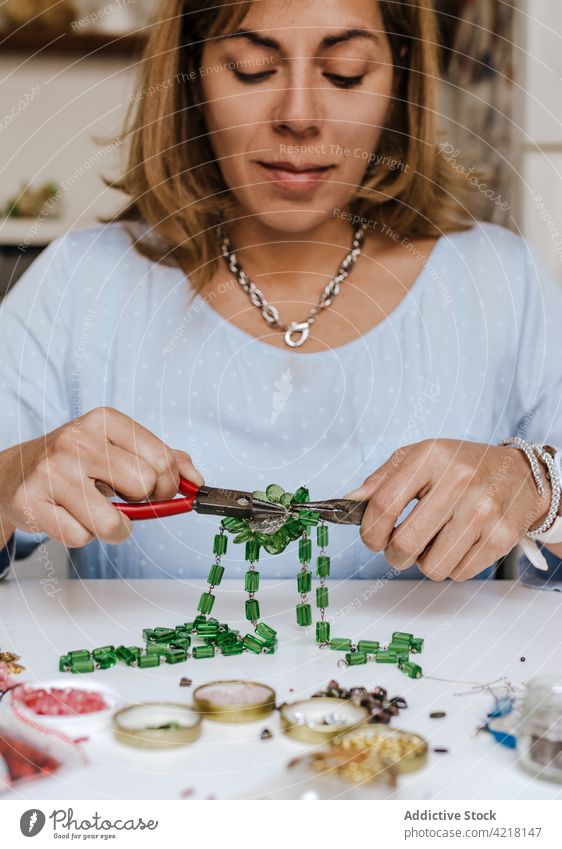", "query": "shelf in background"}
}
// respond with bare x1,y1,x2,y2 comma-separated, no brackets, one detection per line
0,217,87,246
0,27,146,56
